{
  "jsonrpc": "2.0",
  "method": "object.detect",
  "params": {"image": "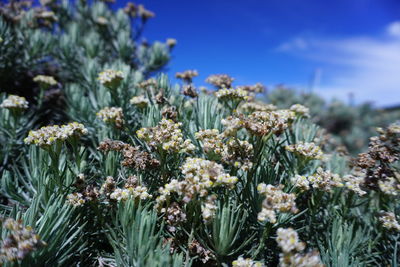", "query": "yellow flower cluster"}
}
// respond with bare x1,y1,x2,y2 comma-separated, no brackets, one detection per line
96,107,124,128
0,219,46,263
137,119,195,153
257,184,298,223
290,104,310,118
97,69,124,88
276,228,324,267
292,168,343,192
232,256,264,267
379,212,400,231
33,75,57,87
156,158,237,211
24,122,88,147
285,142,324,160
130,95,149,108
0,95,29,110
215,87,249,102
